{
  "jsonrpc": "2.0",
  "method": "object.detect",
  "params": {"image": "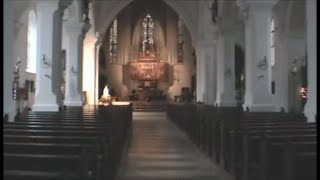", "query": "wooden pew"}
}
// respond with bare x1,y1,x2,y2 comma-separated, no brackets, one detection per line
4,153,91,180
4,141,104,180
4,104,133,180
257,138,317,180
167,104,315,180
231,126,316,180
4,170,81,180
283,140,317,180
